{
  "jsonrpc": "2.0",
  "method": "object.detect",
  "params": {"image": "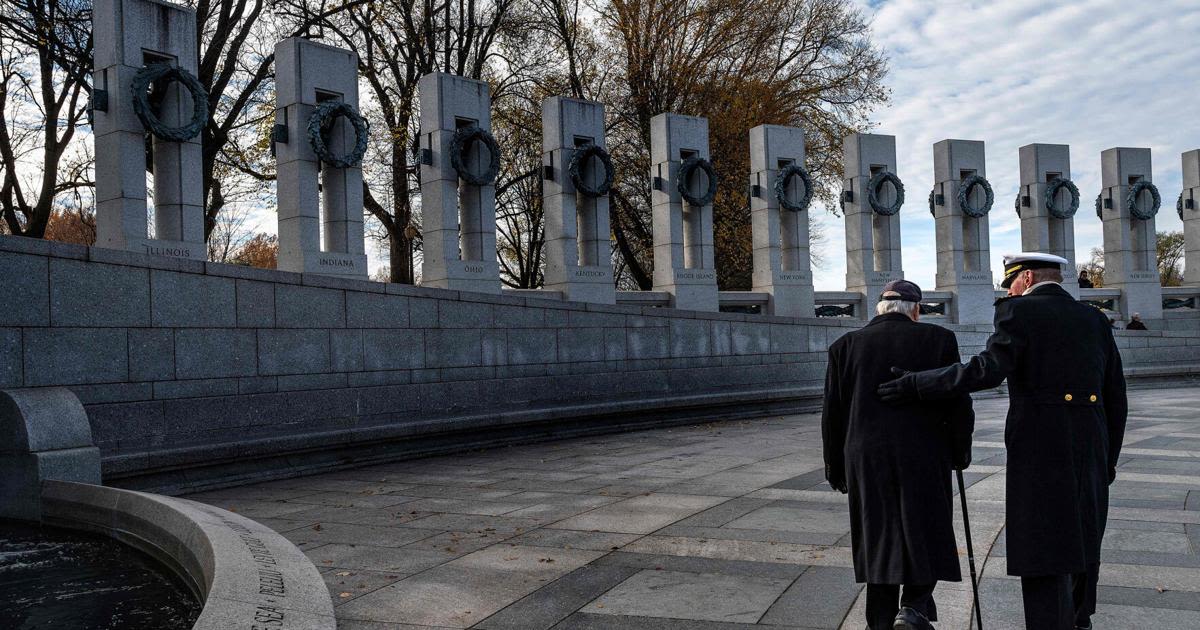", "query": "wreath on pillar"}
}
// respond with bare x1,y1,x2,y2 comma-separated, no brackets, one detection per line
1044,177,1079,220
1095,194,1103,220
131,63,209,142
678,156,718,206
1179,192,1185,221
1014,193,1021,218
306,101,370,169
1126,180,1160,220
567,143,615,197
928,189,936,217
773,164,813,212
867,171,904,216
958,174,993,218
450,124,502,186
